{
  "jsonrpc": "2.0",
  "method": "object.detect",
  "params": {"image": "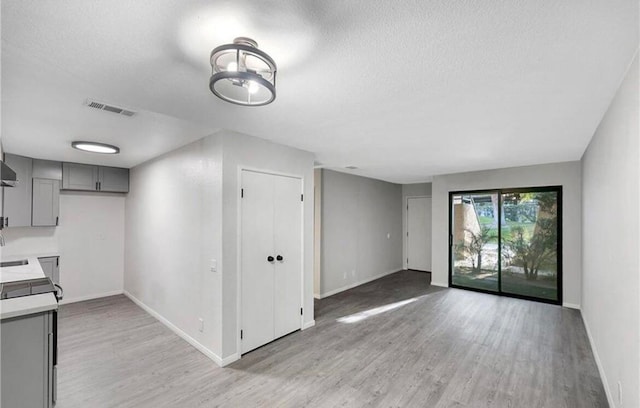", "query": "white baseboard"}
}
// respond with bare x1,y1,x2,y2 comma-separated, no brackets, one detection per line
302,320,316,330
581,311,615,408
562,302,581,310
59,290,123,305
220,353,240,366
430,281,449,288
123,290,235,367
318,268,401,299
